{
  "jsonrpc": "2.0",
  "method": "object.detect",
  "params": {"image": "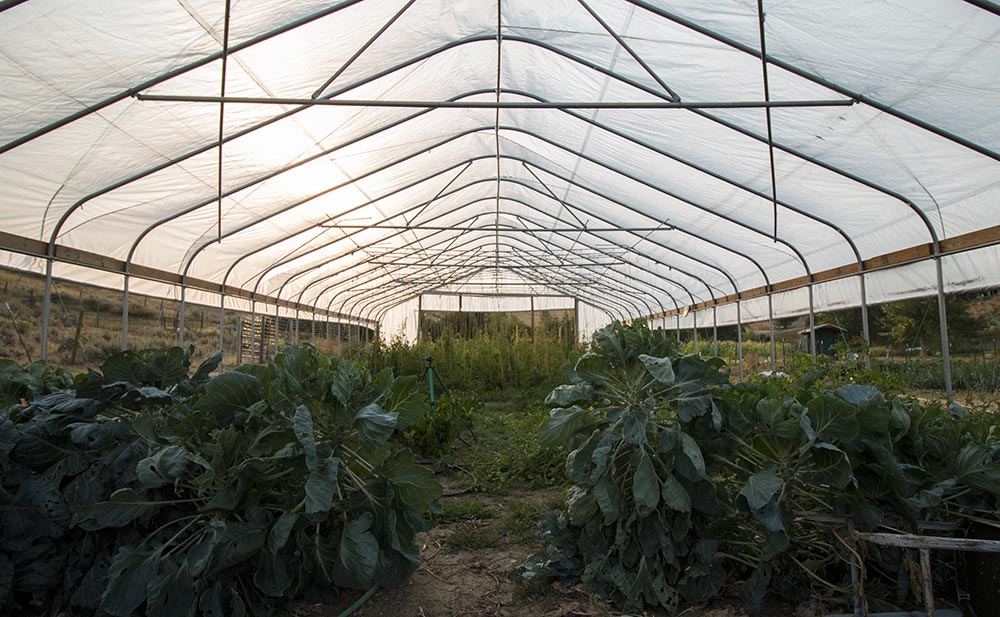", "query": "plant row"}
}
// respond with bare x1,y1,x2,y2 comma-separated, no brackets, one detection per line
0,344,440,617
520,321,1000,614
